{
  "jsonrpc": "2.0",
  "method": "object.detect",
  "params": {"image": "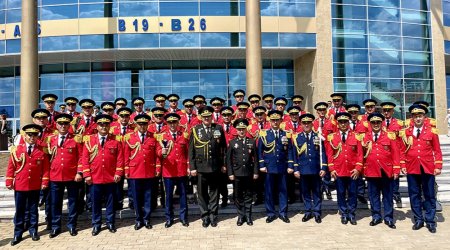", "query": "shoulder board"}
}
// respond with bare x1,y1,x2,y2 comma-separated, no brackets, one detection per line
430,118,436,126
363,121,368,128
109,126,116,134
355,133,364,141
357,115,362,121
331,119,336,125
197,115,202,120
431,127,439,134
292,133,298,140
387,132,396,140
181,110,186,114
83,135,91,142
405,118,411,124
183,132,189,139
20,130,25,136
397,119,404,126
286,132,292,139
70,118,77,125
280,123,286,130
155,133,163,142
53,130,59,135
115,135,122,141
74,134,83,143
327,133,334,142
259,129,267,137
399,129,406,137
124,133,131,141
